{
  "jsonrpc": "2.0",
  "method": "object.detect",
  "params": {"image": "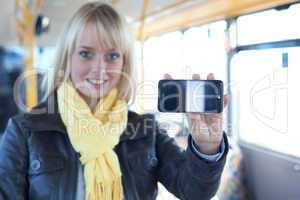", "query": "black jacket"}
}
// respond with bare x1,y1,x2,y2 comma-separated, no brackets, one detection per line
0,92,228,200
